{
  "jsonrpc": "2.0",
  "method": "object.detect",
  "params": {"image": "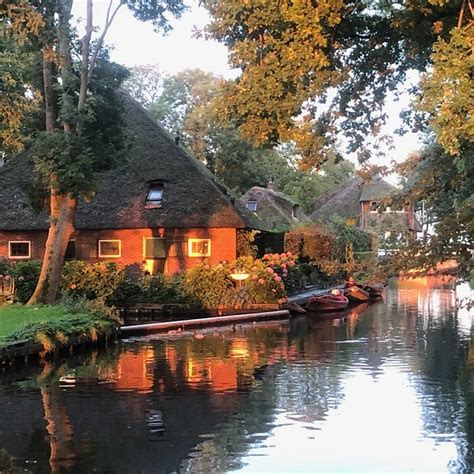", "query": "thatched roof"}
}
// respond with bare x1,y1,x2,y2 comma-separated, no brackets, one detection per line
240,185,310,232
311,175,399,224
311,177,364,223
359,175,397,202
0,95,265,231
